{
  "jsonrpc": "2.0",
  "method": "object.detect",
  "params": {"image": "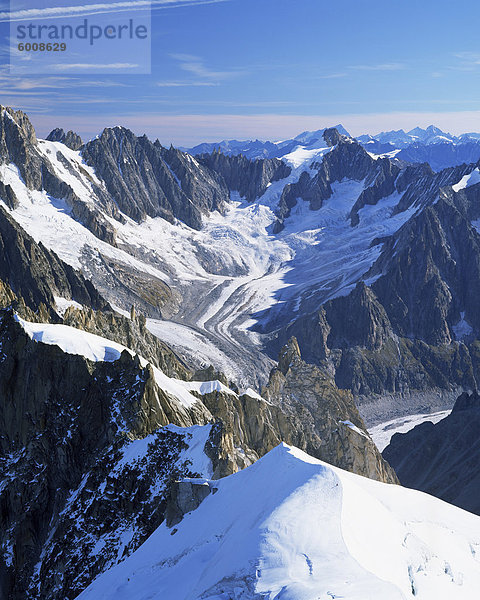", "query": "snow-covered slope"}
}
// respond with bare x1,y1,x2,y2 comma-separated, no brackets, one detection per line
14,314,234,410
79,443,480,600
452,167,480,192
